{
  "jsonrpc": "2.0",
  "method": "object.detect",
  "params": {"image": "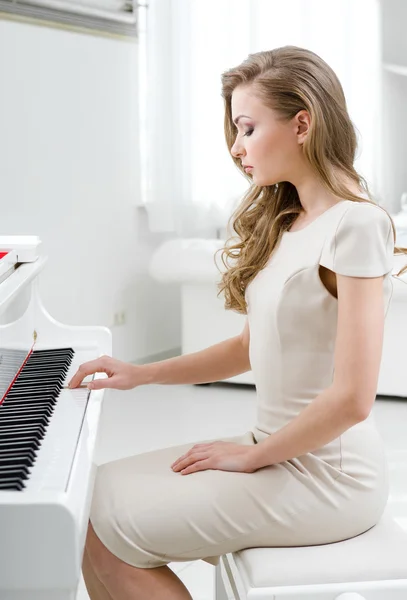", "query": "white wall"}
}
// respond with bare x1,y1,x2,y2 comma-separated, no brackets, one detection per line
0,17,182,362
